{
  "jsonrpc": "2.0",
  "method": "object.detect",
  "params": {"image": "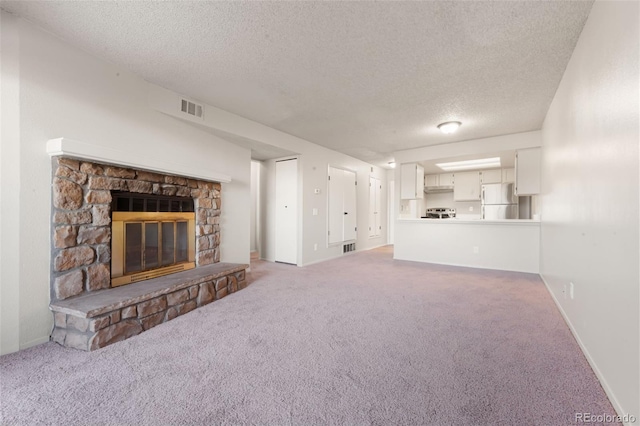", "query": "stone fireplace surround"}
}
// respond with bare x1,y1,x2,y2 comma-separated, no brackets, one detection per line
48,156,248,351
